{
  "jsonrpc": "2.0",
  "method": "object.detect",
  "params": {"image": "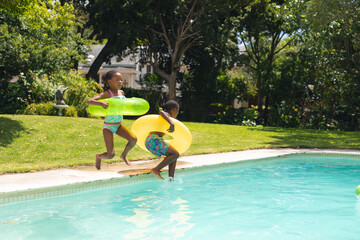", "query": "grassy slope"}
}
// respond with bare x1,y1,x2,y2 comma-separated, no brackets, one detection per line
1,114,360,173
